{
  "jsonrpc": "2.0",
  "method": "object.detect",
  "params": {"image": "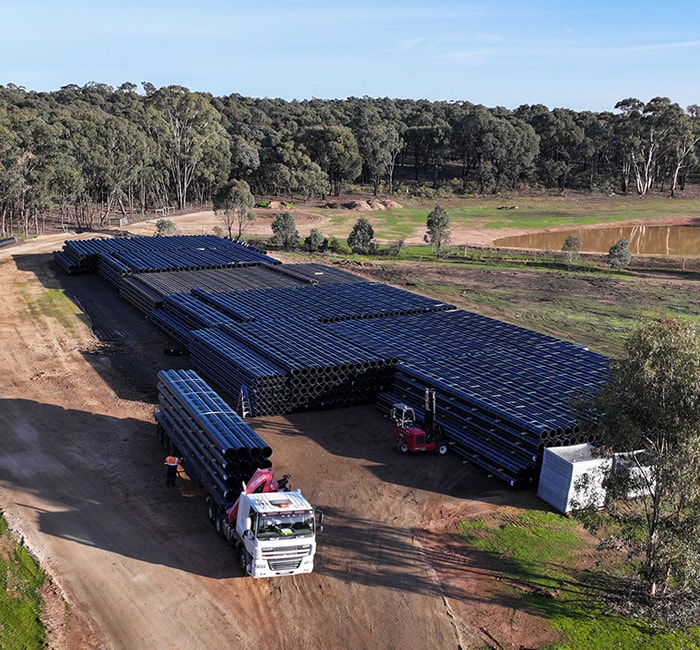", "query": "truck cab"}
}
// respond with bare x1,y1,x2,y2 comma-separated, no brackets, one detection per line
228,490,321,578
